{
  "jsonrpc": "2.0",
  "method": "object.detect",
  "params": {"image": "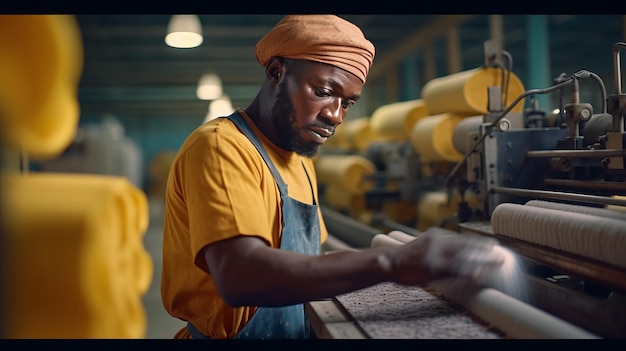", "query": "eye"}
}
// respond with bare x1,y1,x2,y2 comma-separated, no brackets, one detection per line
341,100,355,109
315,88,331,97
